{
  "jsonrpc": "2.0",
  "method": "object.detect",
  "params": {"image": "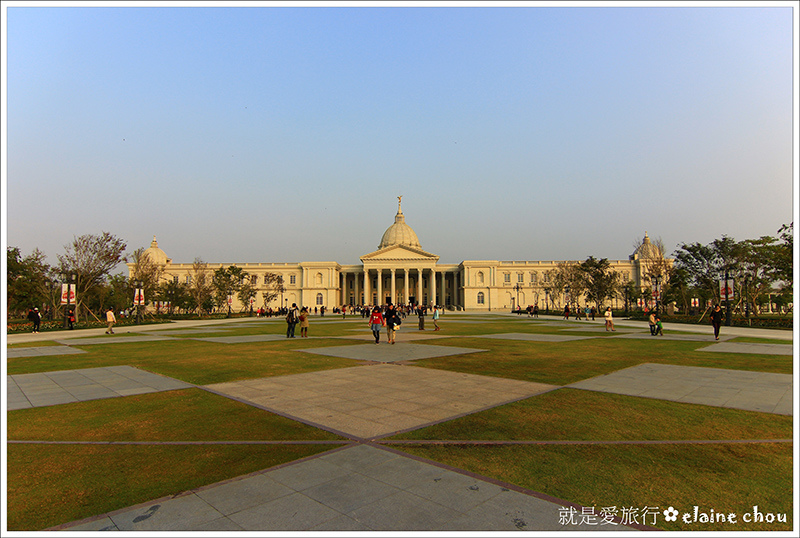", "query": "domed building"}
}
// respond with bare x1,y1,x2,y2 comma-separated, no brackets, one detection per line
142,236,171,266
129,199,667,312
